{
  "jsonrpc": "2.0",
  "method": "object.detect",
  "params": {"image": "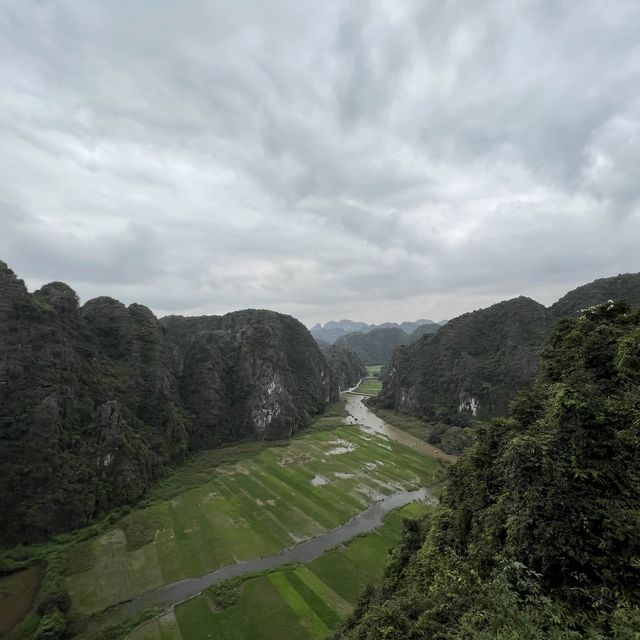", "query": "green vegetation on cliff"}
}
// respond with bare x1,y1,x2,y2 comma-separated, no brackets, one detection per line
0,261,347,545
334,328,410,365
334,302,640,639
377,296,552,422
549,272,640,319
377,273,640,430
319,345,368,392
